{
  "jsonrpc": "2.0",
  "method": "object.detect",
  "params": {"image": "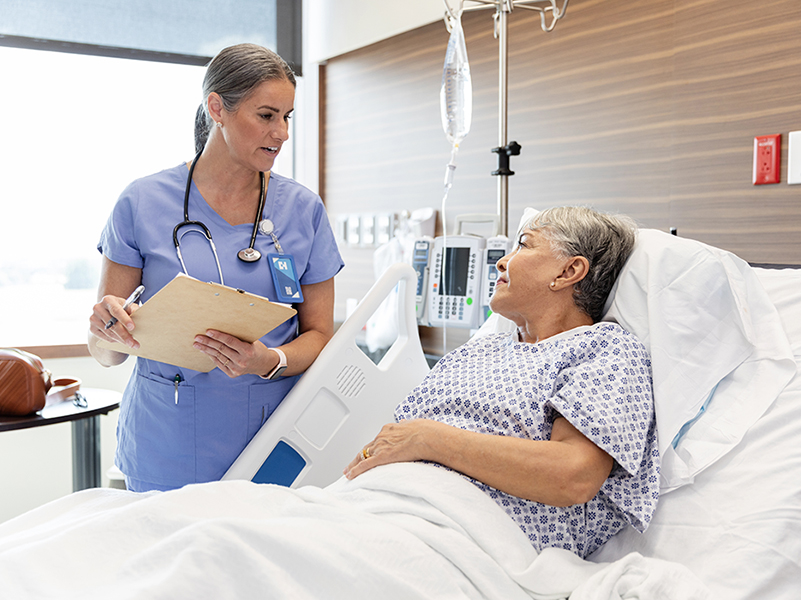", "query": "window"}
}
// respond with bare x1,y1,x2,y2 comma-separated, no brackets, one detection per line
0,47,198,345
